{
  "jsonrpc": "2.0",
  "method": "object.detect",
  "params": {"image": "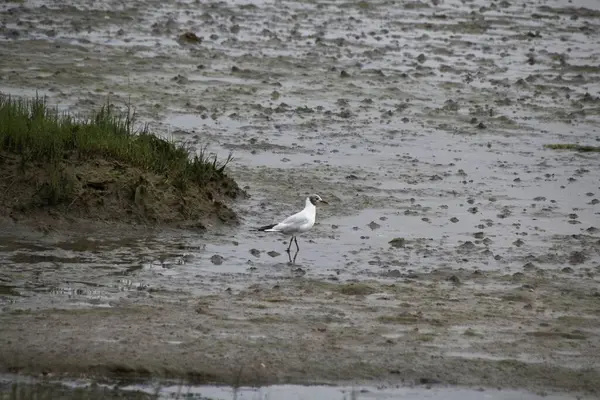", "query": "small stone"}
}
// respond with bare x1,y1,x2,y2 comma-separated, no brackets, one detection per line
178,32,202,44
417,53,426,63
267,251,280,258
450,217,459,223
513,239,525,247
386,269,402,278
512,272,524,280
210,255,224,265
340,70,350,78
389,238,406,248
249,249,261,257
477,122,487,129
561,266,574,273
523,262,536,271
368,221,381,230
458,241,476,251
447,275,460,284
473,232,485,239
